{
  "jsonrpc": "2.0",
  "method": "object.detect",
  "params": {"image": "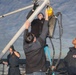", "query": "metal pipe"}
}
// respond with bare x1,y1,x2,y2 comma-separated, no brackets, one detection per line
0,5,33,18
